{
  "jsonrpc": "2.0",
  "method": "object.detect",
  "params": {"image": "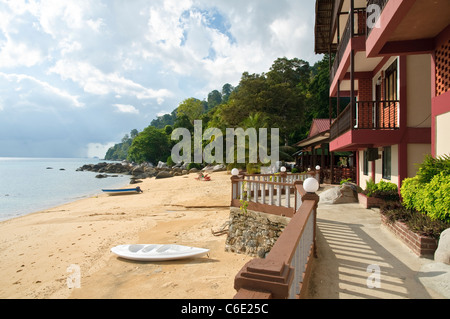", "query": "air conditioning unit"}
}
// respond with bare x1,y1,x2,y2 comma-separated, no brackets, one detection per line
367,148,379,161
